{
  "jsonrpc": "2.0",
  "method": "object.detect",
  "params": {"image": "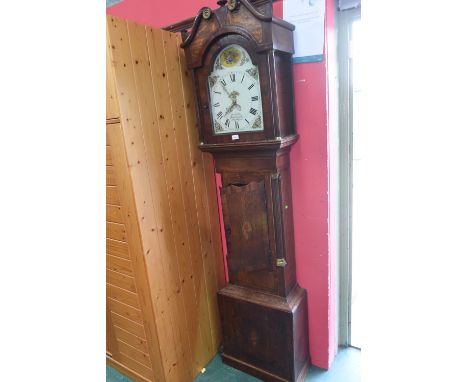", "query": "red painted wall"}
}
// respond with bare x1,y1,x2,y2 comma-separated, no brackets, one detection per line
107,0,219,27
107,0,338,369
